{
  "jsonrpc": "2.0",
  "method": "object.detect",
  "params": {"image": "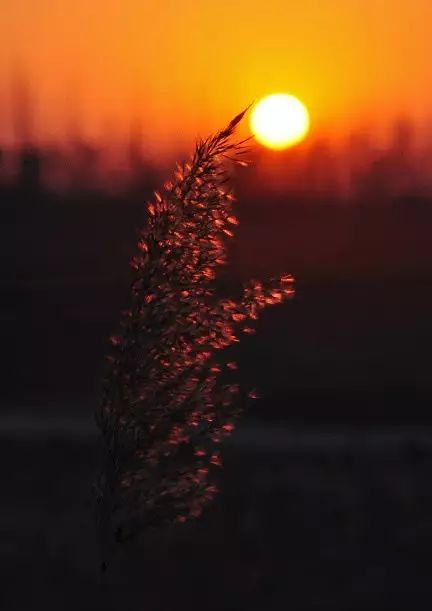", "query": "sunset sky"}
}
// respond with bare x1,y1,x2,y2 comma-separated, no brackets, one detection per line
0,0,431,154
